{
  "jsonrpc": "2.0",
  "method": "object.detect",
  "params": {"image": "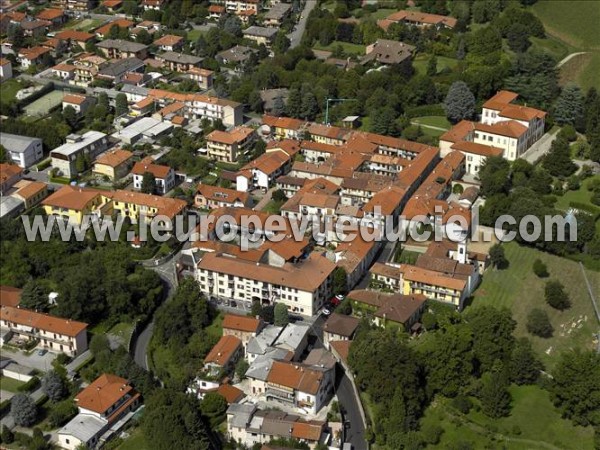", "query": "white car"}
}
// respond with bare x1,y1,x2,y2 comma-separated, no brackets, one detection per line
335,294,345,301
322,308,331,316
